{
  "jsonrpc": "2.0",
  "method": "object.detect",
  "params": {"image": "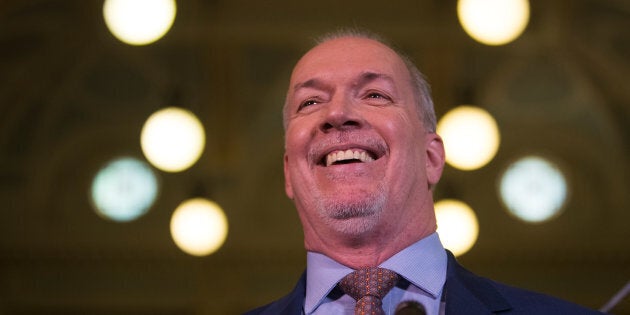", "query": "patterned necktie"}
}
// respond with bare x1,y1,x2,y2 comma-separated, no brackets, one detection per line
339,267,400,315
